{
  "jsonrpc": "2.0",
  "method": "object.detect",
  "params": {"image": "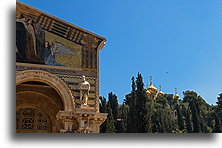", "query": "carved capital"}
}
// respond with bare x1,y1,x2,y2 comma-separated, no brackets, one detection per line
56,111,75,132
